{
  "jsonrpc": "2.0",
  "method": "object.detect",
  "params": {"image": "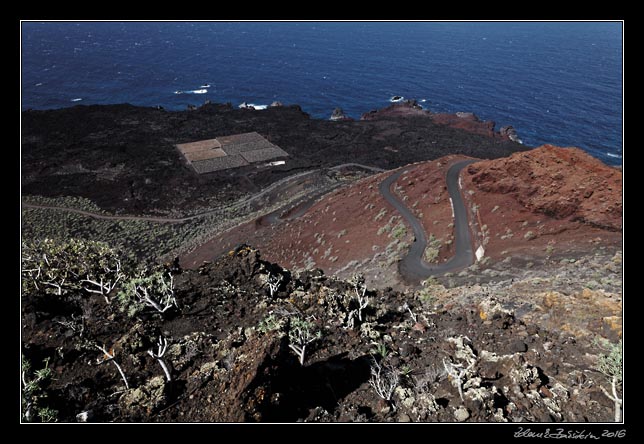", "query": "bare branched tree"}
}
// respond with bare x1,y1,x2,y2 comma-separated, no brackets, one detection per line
43,278,66,296
81,259,124,303
22,238,130,308
600,377,623,423
267,273,283,298
22,260,42,290
349,273,370,322
288,317,322,365
345,309,357,330
95,344,129,390
597,340,622,422
402,302,418,323
147,336,172,382
369,358,399,403
442,357,476,402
